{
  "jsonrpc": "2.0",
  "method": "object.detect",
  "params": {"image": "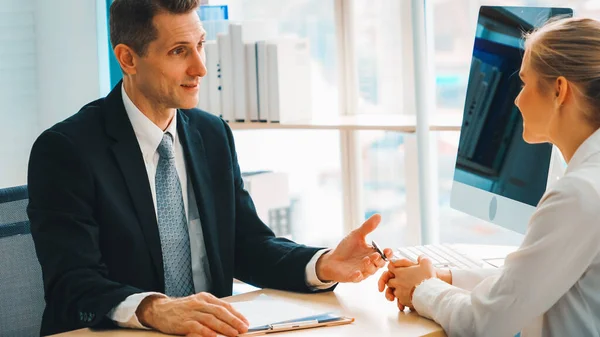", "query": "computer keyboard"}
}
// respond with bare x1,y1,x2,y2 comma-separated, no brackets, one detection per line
394,244,484,269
